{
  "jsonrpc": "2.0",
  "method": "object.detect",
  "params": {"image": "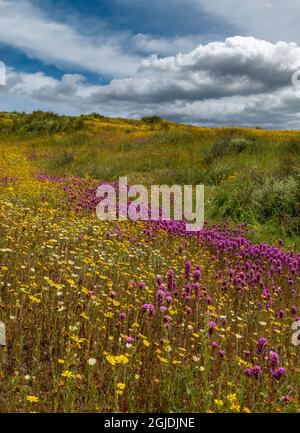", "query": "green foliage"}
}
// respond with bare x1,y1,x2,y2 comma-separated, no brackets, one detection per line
0,111,85,136
141,115,163,124
1,111,300,244
204,134,262,163
252,176,299,219
277,136,300,177
152,129,203,147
